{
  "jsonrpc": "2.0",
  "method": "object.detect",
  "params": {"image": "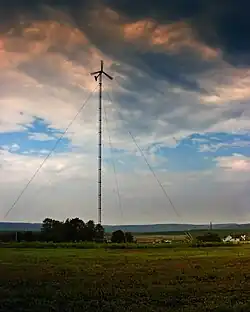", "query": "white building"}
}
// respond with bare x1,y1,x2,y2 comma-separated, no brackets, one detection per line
223,234,246,243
